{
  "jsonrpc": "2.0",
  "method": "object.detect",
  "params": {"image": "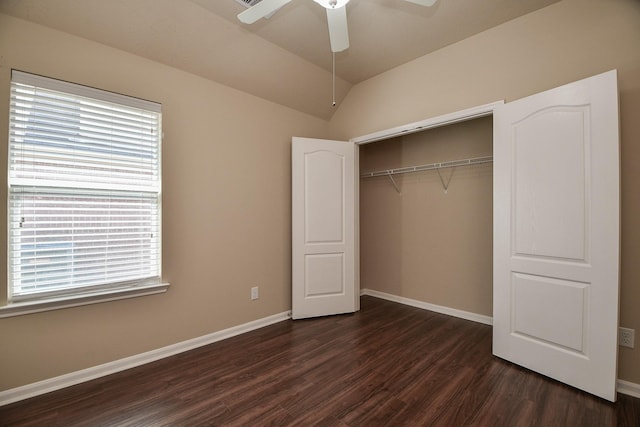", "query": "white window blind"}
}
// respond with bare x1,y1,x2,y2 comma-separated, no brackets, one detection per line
8,70,162,302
